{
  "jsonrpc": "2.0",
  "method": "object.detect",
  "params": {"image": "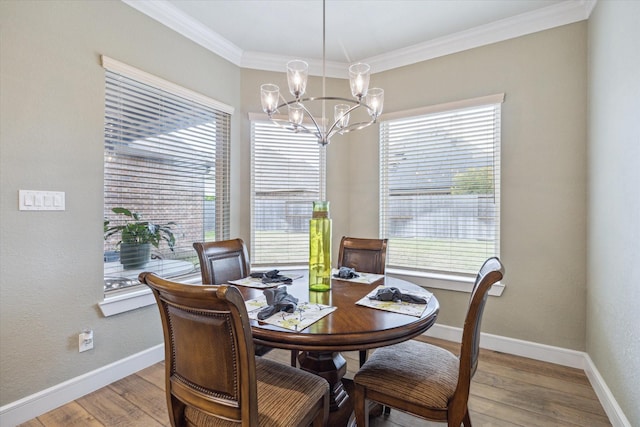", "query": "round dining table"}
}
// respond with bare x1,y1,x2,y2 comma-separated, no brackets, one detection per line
236,271,439,427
